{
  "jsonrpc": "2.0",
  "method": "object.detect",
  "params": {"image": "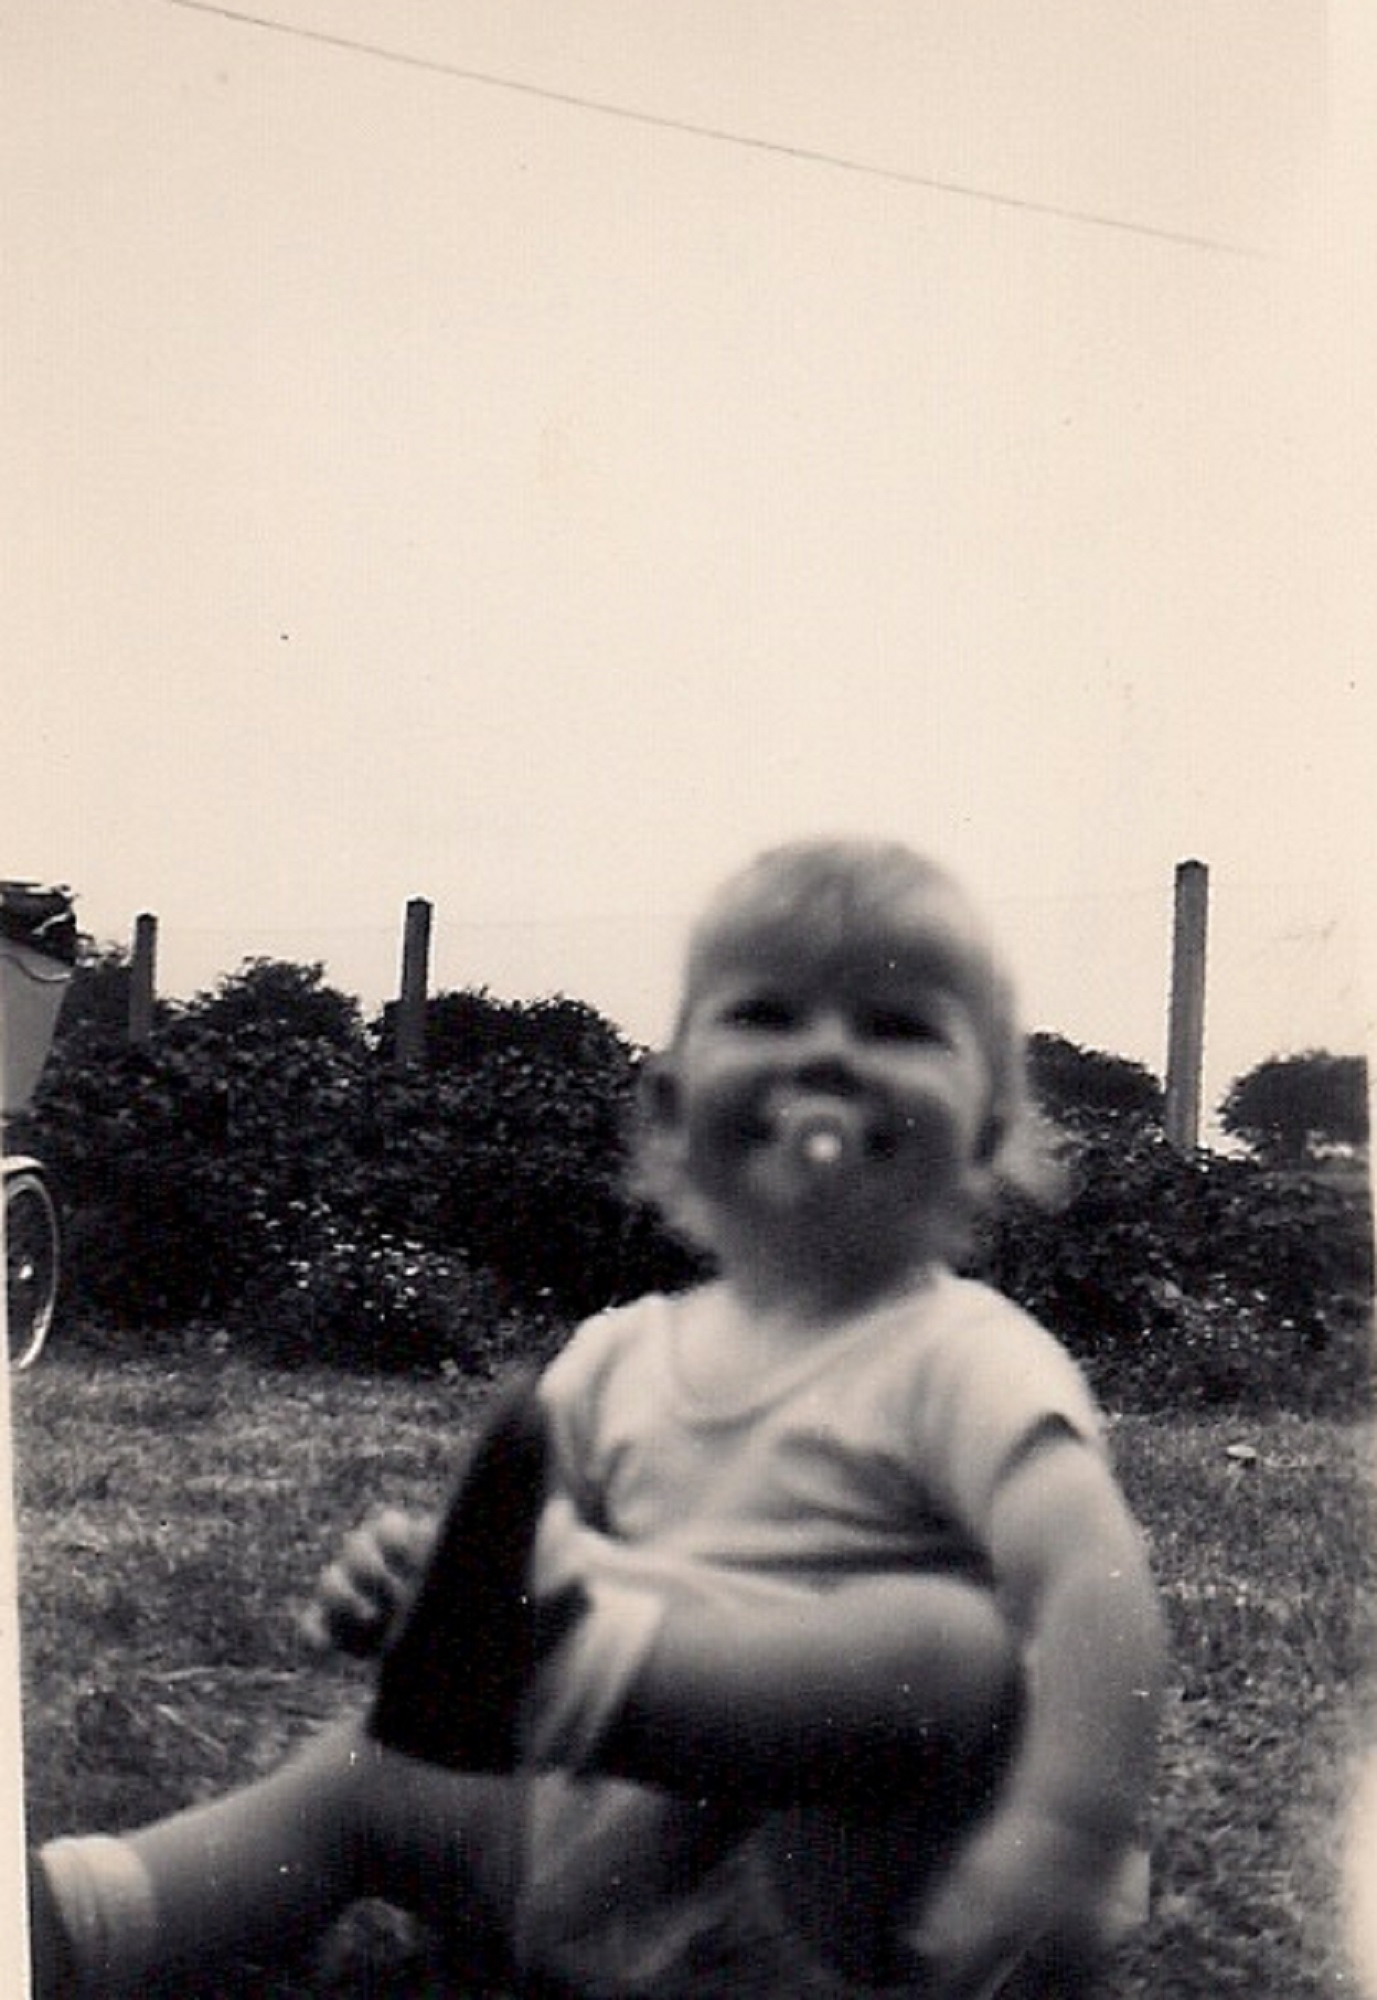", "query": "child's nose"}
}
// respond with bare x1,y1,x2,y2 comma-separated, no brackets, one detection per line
789,1014,862,1089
